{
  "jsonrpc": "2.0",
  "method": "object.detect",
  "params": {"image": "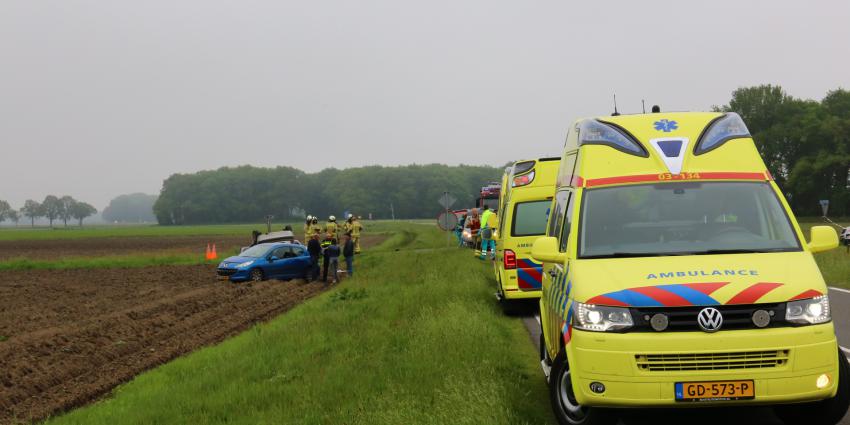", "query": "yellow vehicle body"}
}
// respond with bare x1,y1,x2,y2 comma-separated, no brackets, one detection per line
494,158,560,301
533,112,843,415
